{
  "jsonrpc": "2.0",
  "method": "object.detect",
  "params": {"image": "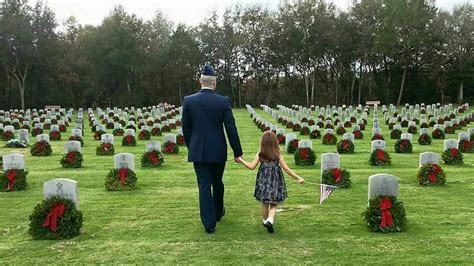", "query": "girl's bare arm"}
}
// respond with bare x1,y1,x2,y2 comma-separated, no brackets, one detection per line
279,156,305,184
238,153,260,170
